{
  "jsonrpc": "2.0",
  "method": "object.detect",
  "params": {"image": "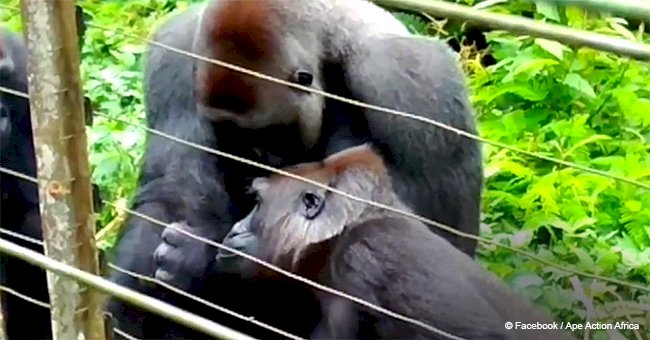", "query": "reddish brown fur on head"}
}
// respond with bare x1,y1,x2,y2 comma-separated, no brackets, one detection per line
197,0,280,113
193,0,325,146
205,0,277,62
274,144,388,186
